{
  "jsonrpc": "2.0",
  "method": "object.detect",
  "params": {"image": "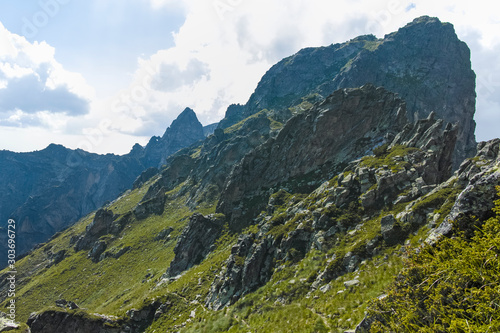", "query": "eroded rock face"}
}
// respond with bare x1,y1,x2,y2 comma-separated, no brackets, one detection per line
391,111,458,184
427,139,500,244
206,100,463,309
218,16,476,169
27,310,125,333
27,299,170,333
133,188,166,220
218,84,408,229
206,234,276,310
165,214,225,278
74,209,116,252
